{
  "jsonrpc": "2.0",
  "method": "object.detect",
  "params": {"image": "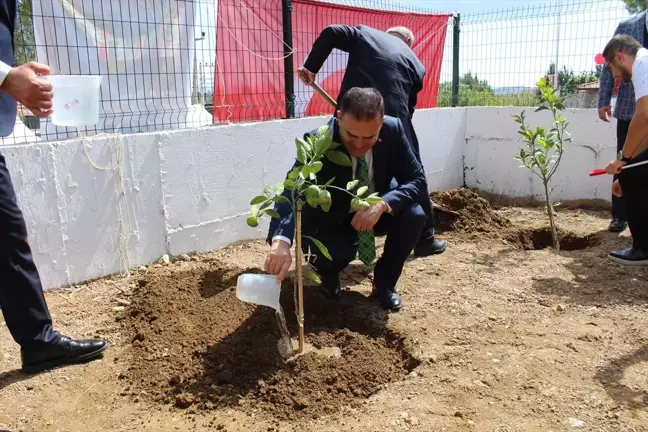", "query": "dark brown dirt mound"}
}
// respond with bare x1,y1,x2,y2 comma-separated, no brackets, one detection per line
505,227,601,251
431,188,512,235
121,260,417,420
